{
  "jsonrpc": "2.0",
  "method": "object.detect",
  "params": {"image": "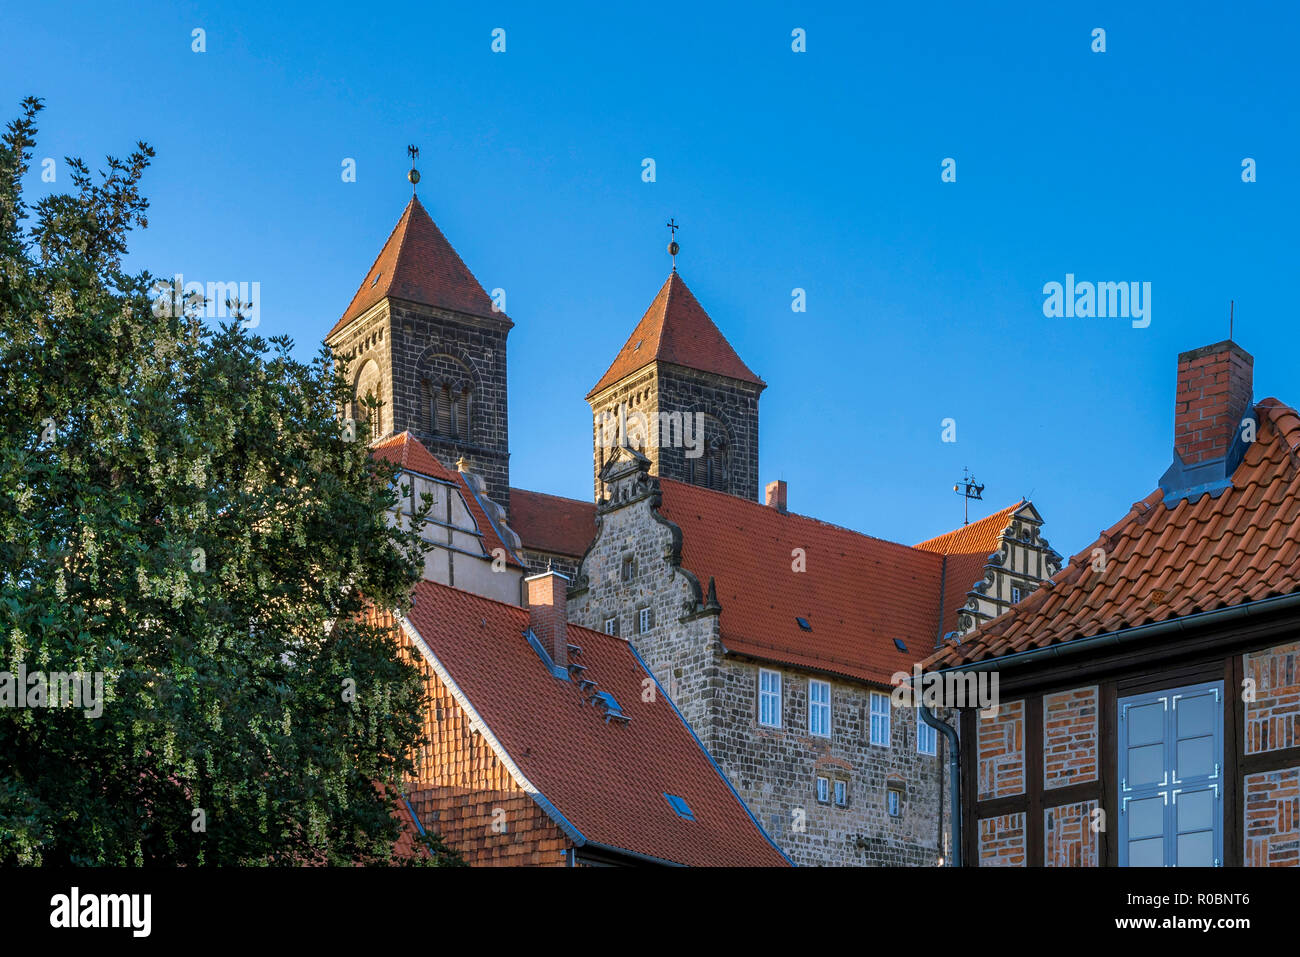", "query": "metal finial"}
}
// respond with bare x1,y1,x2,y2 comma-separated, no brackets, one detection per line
666,218,680,271
407,145,421,191
952,467,985,526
